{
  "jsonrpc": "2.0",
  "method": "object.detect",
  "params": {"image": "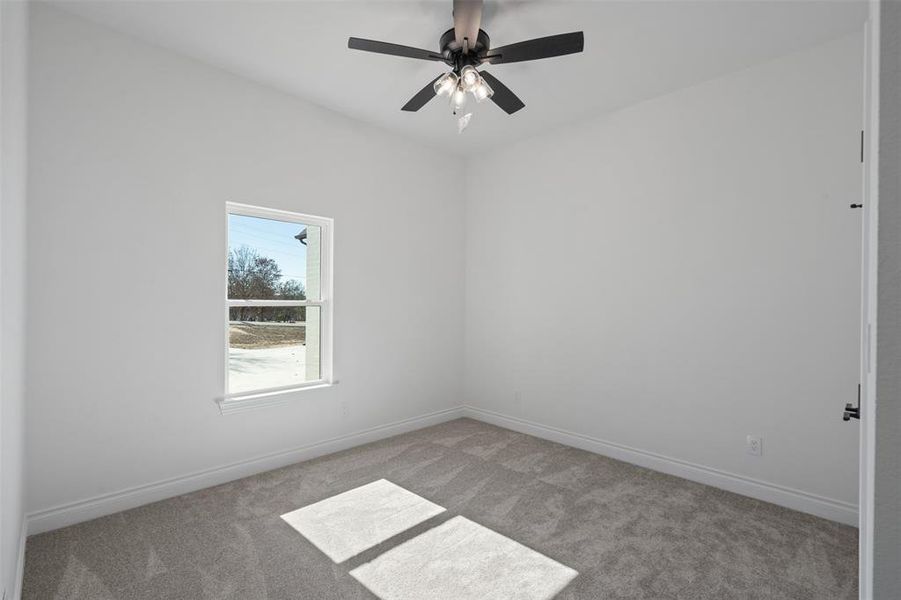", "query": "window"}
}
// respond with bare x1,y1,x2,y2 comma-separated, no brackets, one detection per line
223,203,332,409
